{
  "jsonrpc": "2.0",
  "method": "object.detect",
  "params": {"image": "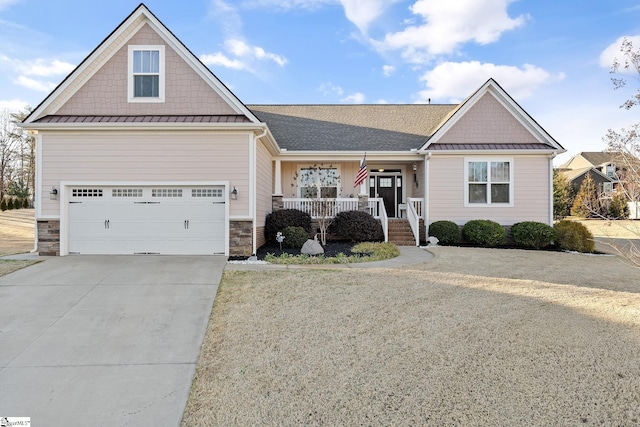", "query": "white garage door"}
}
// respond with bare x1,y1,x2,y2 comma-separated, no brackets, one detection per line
68,186,226,255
